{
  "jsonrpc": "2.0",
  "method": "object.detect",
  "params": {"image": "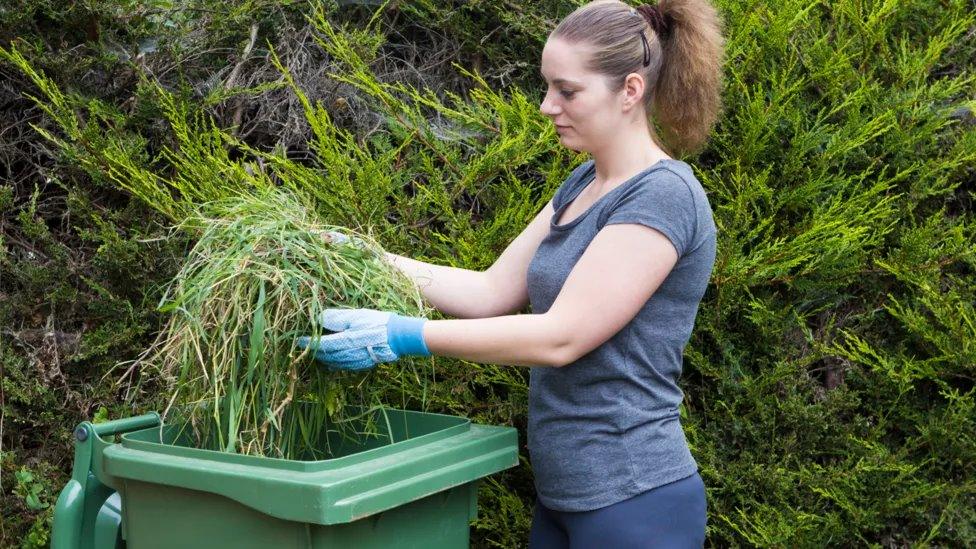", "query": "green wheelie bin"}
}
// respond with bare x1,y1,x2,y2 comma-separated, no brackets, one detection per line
51,408,518,548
